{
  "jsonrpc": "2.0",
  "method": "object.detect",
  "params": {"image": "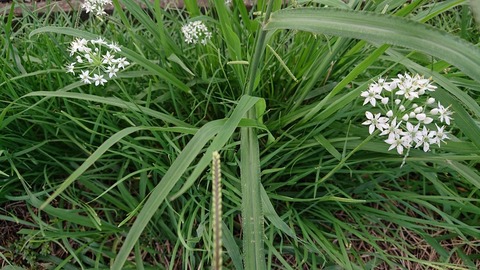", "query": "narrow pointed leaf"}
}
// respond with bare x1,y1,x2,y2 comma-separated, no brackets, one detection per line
264,8,480,83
